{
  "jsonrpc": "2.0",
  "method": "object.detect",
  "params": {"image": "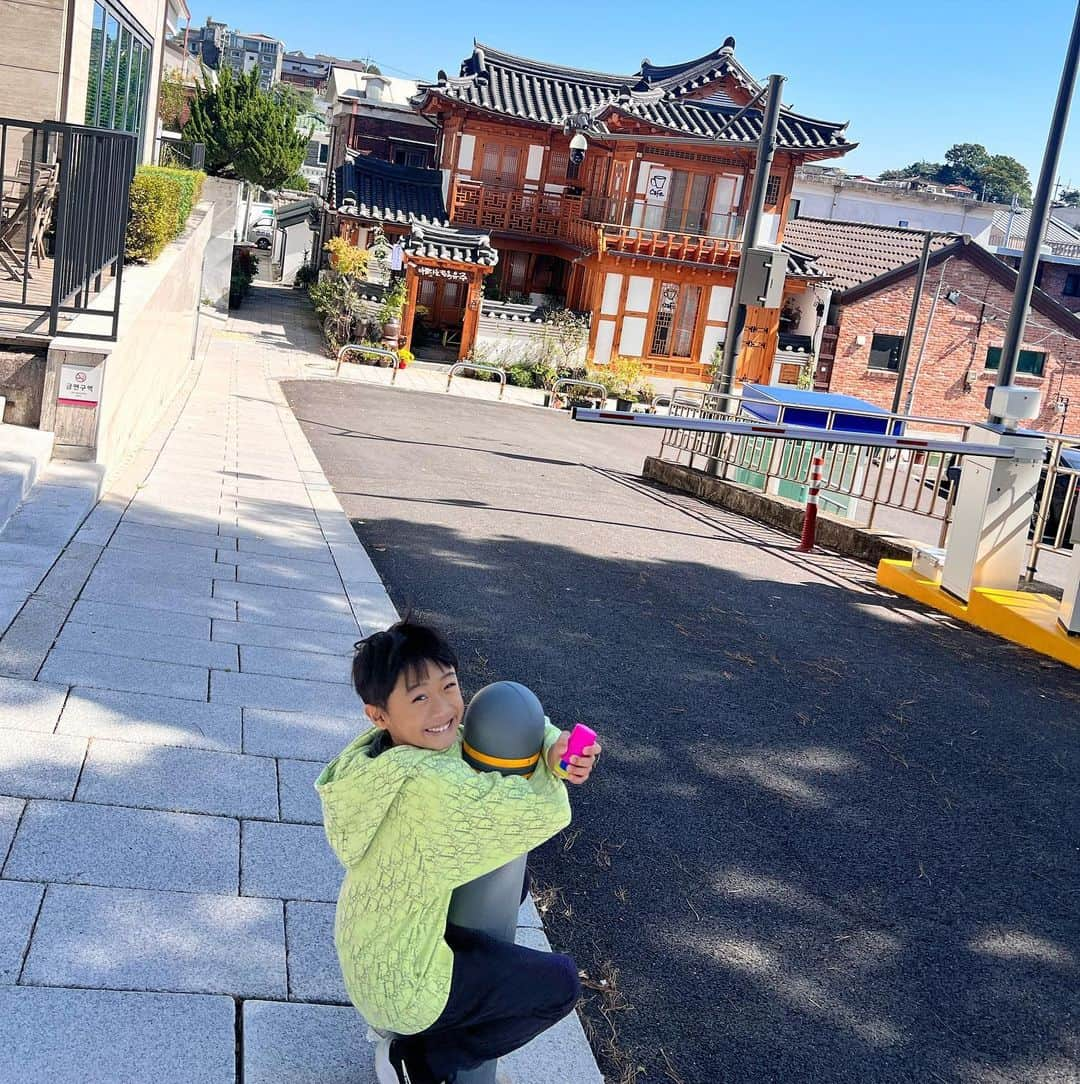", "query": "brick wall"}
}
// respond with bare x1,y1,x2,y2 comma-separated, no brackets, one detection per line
330,115,437,171
1035,260,1080,315
828,254,1080,433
